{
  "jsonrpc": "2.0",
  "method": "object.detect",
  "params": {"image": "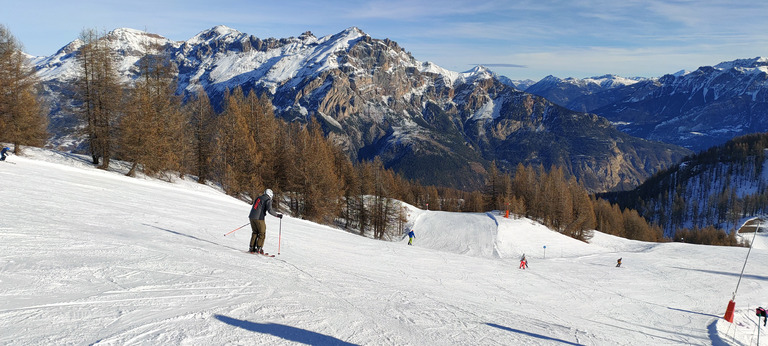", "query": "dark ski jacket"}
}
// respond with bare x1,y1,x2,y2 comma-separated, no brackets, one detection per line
248,193,279,220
